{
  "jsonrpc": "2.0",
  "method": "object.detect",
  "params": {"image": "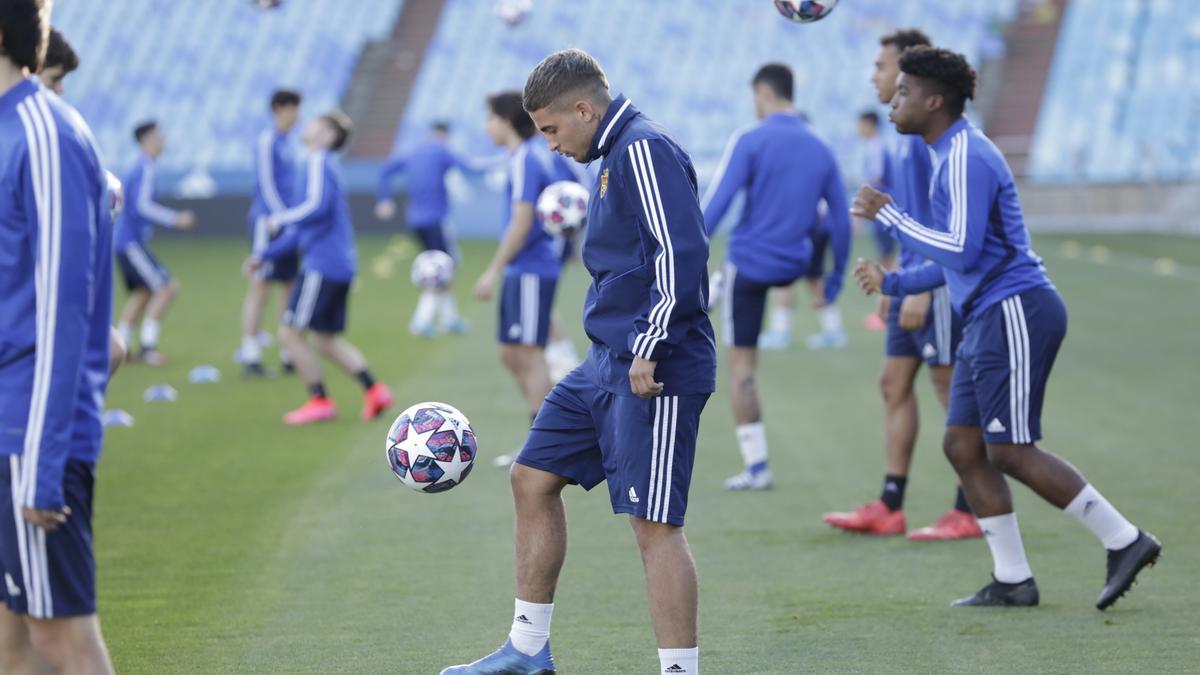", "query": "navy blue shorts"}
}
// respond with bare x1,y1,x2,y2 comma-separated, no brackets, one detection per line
885,286,961,366
410,223,460,261
947,287,1067,444
806,227,829,280
249,216,300,283
0,457,96,618
516,358,710,526
498,273,557,347
260,253,300,283
719,263,800,347
116,242,170,292
284,270,351,334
